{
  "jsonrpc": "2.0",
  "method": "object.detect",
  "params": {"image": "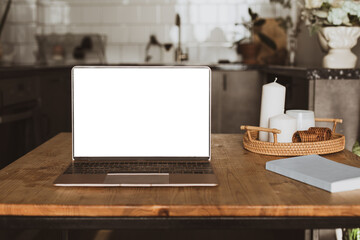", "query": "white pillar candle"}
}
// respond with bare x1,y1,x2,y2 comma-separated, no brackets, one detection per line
269,114,297,143
286,110,315,131
259,79,286,141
